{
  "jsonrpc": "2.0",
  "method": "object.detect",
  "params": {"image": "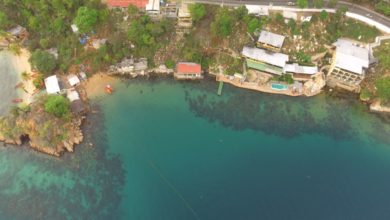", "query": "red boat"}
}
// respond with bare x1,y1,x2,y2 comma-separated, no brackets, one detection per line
105,84,114,94
12,99,23,103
